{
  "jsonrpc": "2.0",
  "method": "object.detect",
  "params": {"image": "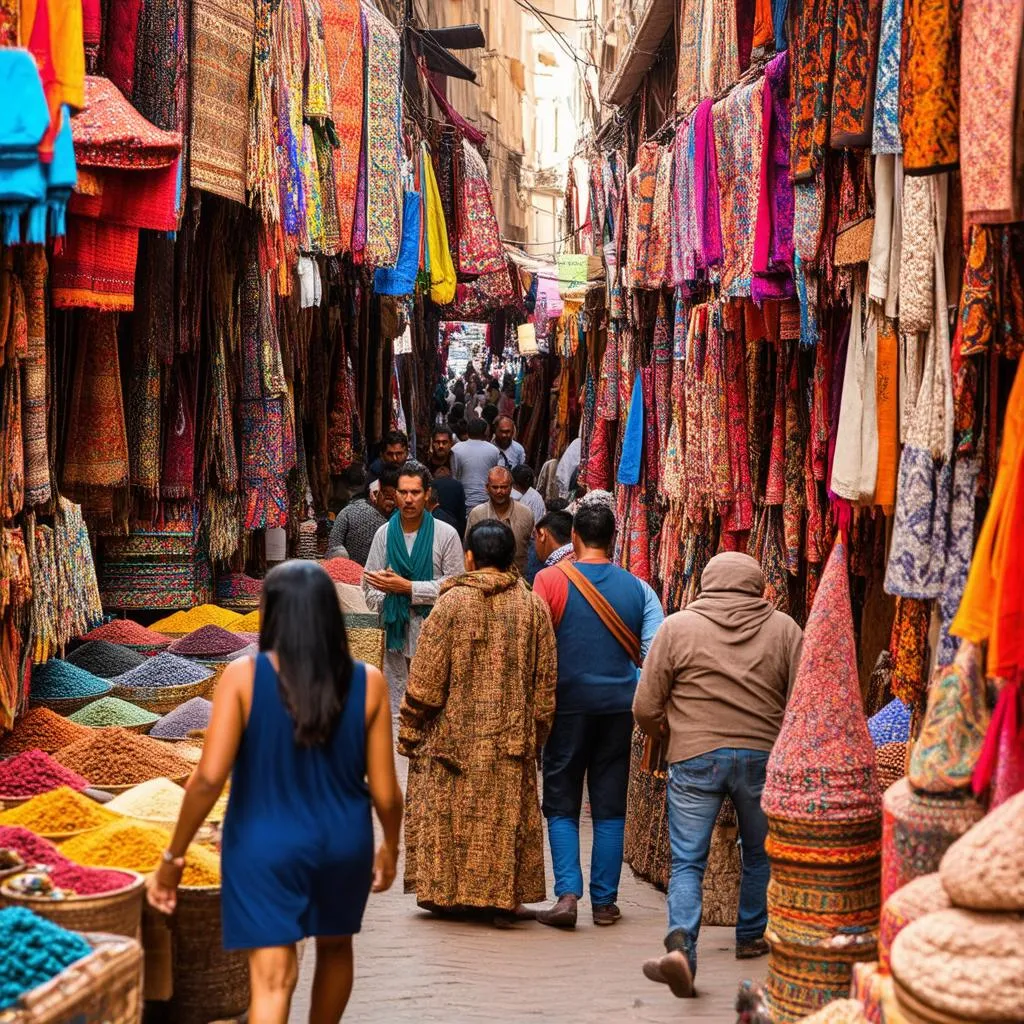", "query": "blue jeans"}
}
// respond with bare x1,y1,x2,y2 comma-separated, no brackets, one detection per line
665,749,770,972
547,817,624,905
